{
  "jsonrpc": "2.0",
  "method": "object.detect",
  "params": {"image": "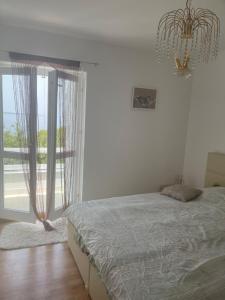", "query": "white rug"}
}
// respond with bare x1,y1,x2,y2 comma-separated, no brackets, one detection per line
0,218,67,250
